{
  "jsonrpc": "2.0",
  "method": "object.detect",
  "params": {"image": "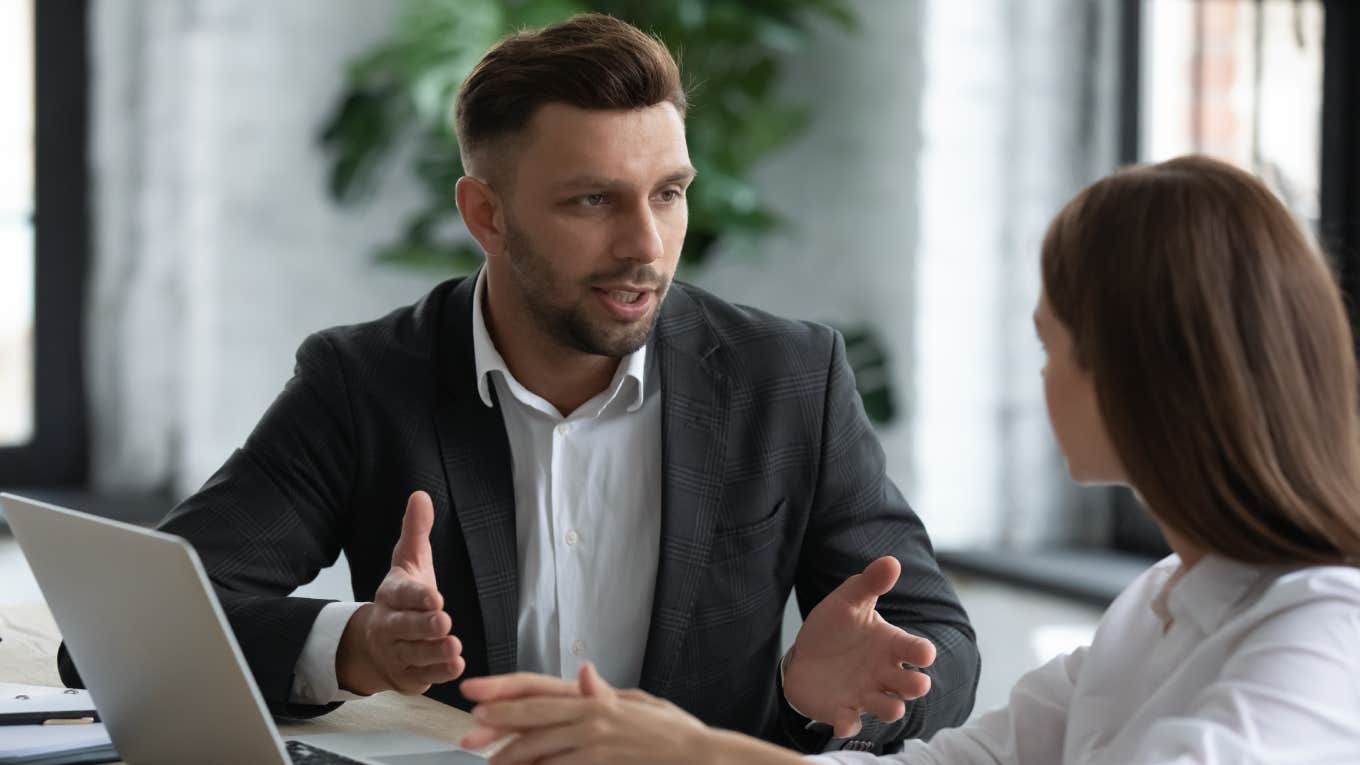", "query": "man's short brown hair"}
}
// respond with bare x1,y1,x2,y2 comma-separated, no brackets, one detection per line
454,13,686,177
